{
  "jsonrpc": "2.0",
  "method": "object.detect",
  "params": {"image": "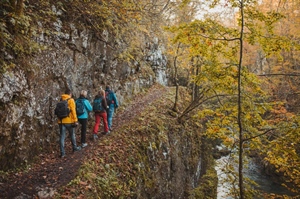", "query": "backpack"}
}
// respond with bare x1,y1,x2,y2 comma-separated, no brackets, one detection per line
93,97,103,112
105,90,114,105
76,99,85,116
55,98,70,119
